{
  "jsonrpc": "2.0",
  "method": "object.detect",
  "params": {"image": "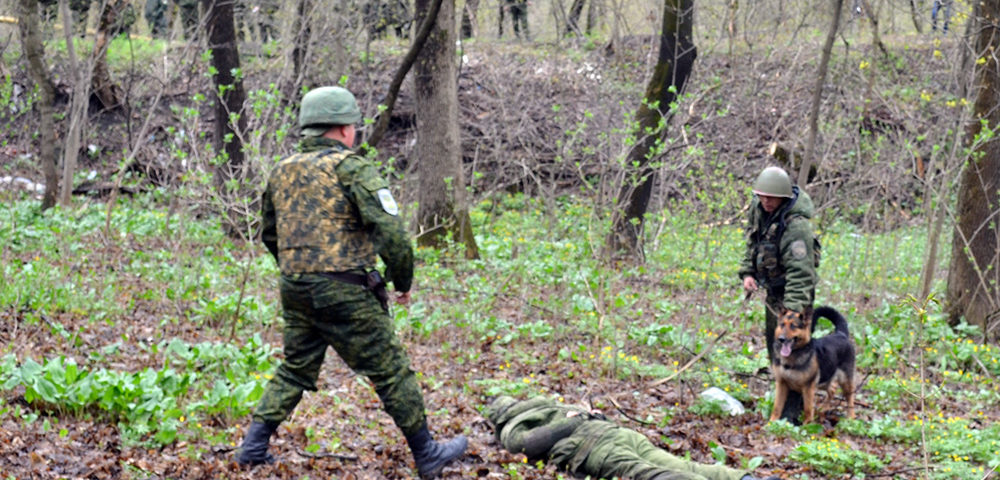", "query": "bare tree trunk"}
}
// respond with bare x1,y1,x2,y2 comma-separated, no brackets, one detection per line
461,0,479,38
18,0,59,209
202,0,248,235
92,0,129,110
58,0,91,206
363,0,443,150
607,0,696,257
201,0,246,166
726,0,737,57
288,0,313,96
959,0,982,99
413,0,479,259
859,0,888,58
567,0,585,35
907,0,923,33
798,0,844,187
585,0,600,33
946,0,1000,335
